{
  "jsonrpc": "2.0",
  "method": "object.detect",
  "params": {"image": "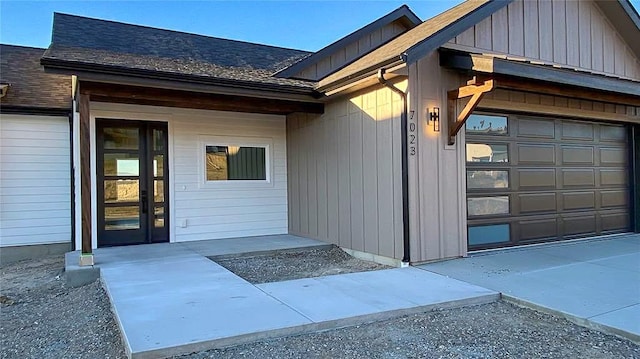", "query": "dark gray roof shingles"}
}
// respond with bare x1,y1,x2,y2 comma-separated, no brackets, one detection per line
42,13,314,90
0,44,72,110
